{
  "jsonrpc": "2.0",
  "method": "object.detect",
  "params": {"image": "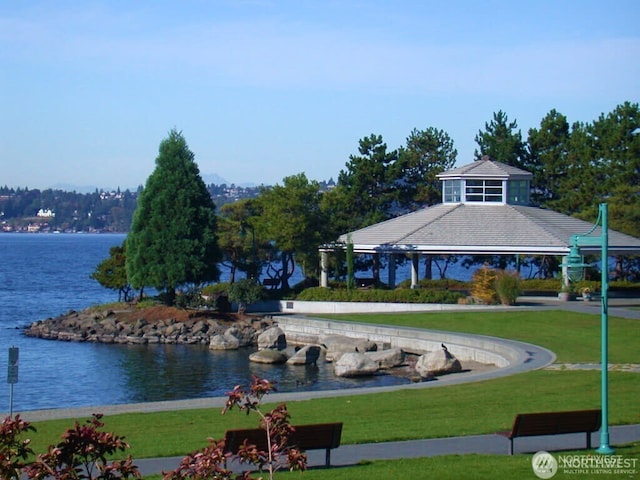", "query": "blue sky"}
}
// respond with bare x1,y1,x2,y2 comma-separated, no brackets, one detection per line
1,1,639,191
